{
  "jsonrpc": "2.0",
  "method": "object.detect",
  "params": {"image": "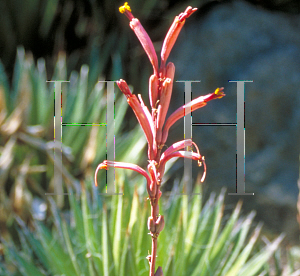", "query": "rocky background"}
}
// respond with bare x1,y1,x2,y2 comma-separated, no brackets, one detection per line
165,0,300,244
